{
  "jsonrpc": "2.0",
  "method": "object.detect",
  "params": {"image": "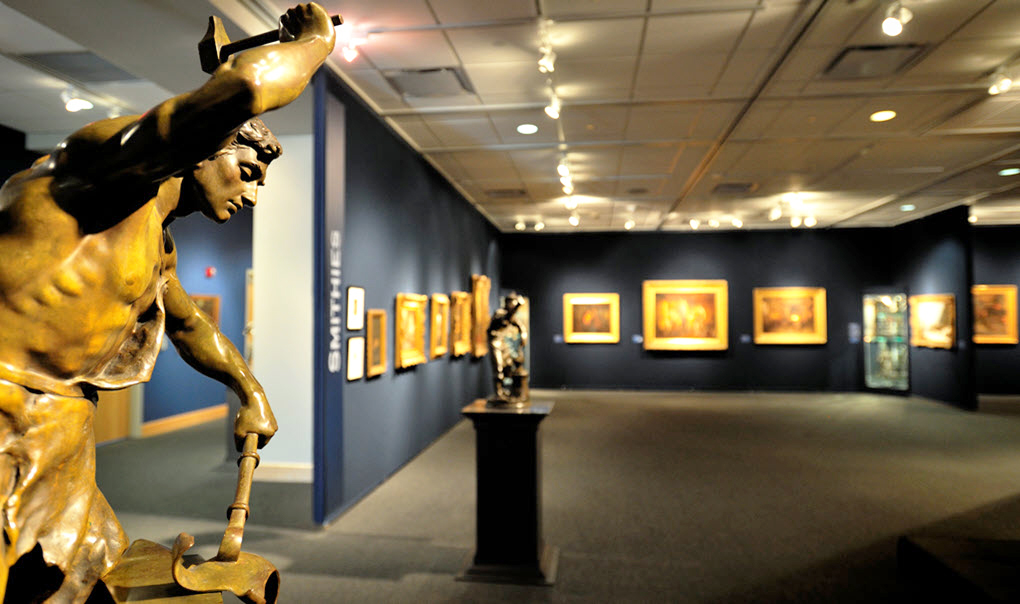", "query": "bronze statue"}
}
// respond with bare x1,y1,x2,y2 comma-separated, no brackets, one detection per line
0,4,335,602
487,293,530,405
